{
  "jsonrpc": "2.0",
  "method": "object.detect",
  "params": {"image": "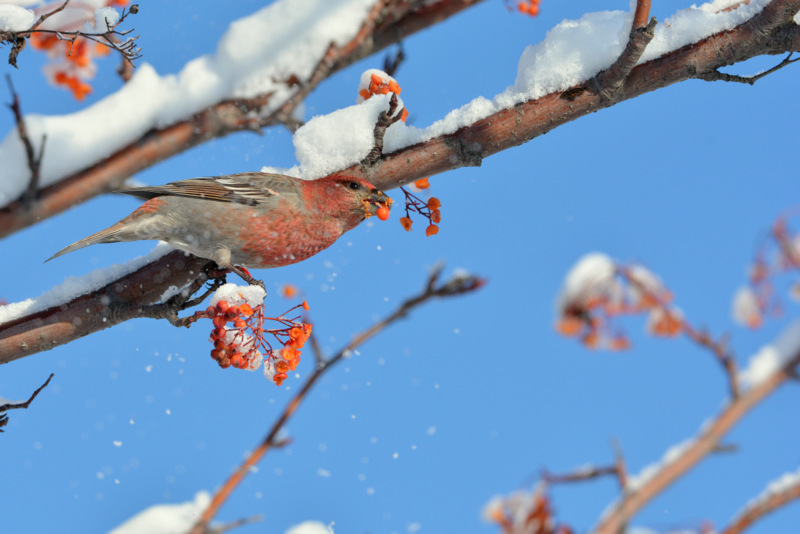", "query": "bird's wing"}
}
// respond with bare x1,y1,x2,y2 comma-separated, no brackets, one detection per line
118,172,302,206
